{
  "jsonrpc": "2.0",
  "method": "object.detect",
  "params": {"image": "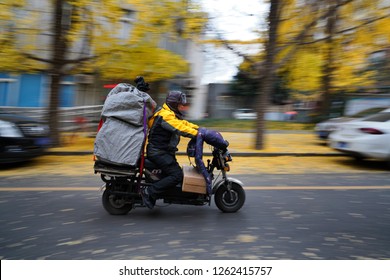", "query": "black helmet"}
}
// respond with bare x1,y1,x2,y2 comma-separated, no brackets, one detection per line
166,91,187,118
166,90,187,106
